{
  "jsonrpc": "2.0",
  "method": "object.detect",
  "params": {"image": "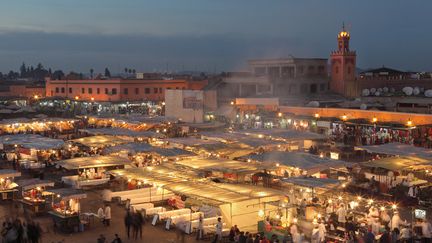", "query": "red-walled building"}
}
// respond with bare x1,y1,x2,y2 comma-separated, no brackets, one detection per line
45,78,208,102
